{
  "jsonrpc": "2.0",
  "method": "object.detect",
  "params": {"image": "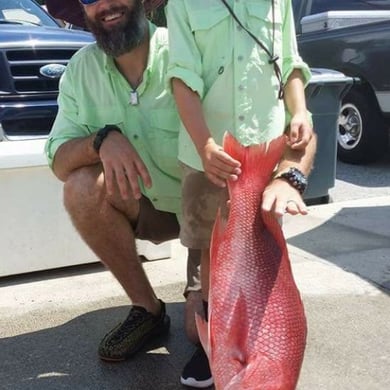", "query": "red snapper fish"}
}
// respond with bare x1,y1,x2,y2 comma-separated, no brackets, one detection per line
196,133,307,390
